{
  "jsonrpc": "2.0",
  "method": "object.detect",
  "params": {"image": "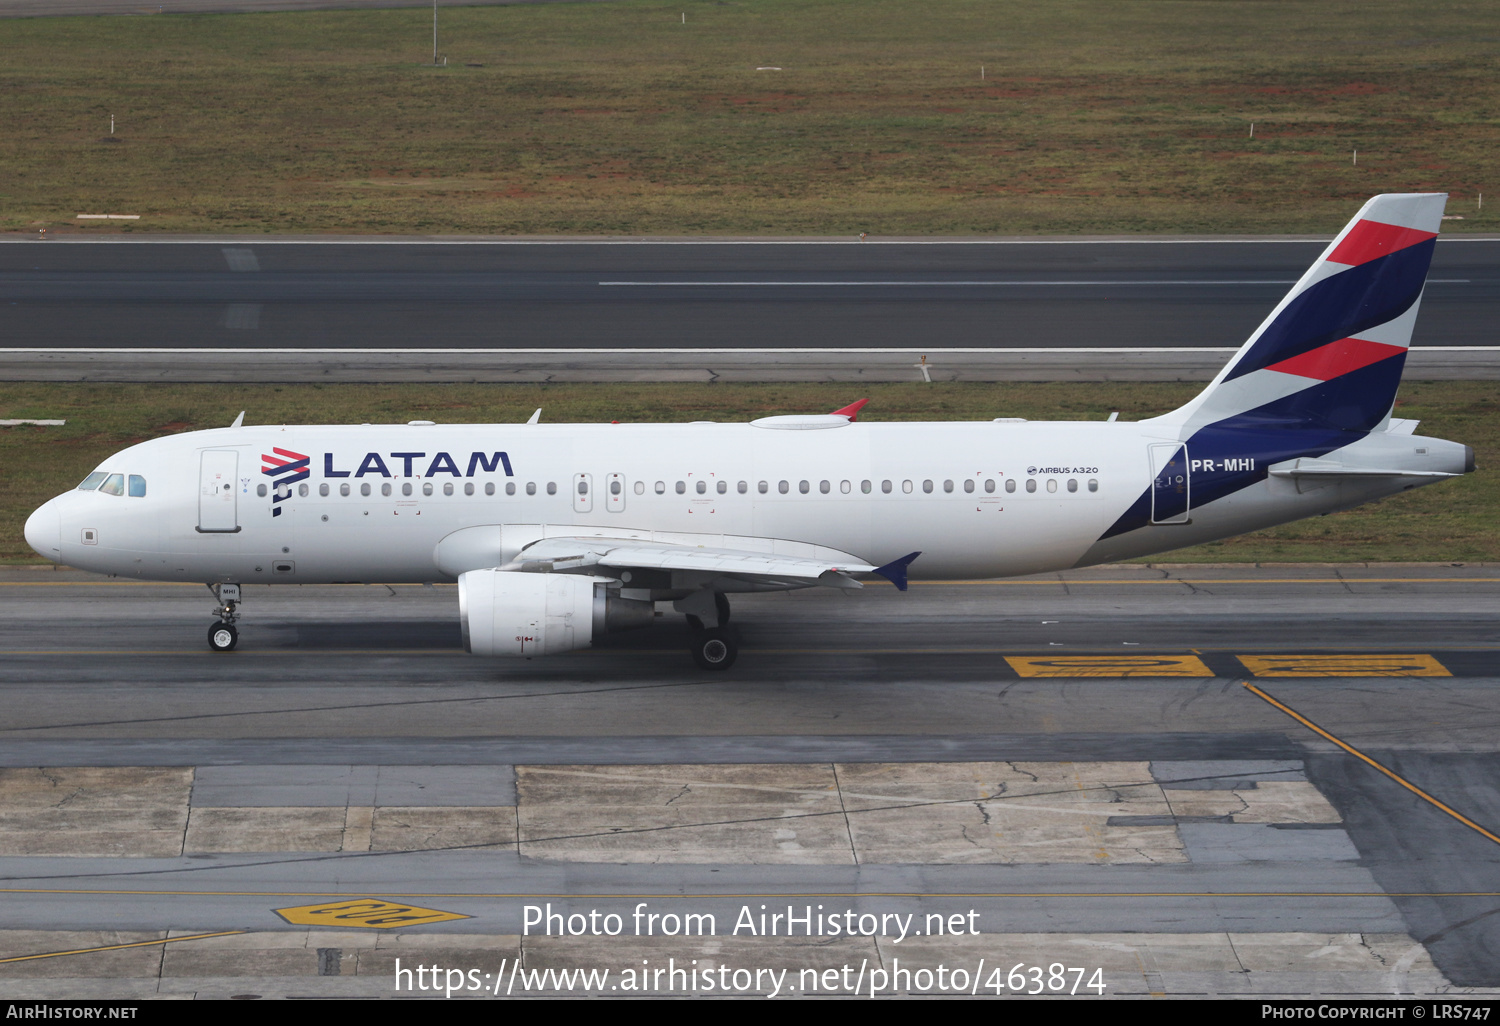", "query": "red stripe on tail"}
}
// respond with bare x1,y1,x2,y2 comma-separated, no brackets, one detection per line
1265,337,1407,381
1328,219,1437,266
